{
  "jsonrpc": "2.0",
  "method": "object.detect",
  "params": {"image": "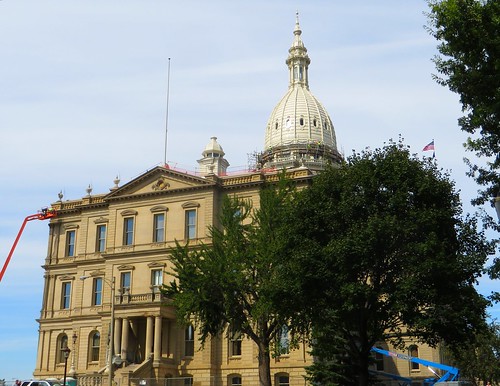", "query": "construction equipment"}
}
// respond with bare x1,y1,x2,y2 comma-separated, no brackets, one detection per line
0,208,56,282
371,347,459,386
